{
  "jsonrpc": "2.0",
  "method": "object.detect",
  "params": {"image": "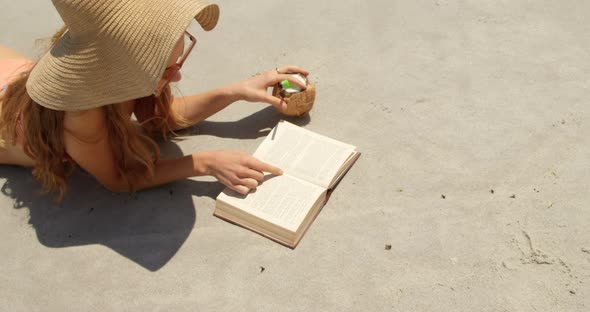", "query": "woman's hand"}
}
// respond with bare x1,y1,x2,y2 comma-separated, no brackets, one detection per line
198,150,283,195
230,65,309,111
